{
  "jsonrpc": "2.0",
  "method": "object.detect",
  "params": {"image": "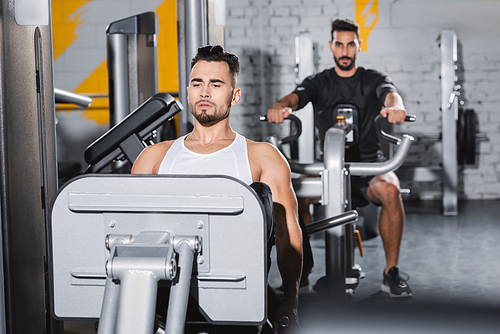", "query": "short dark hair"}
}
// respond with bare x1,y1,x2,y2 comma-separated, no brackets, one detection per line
191,45,240,86
331,19,360,41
